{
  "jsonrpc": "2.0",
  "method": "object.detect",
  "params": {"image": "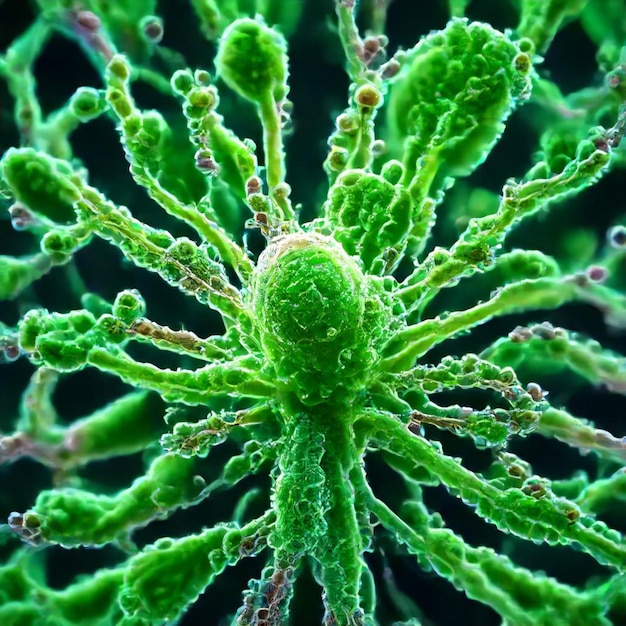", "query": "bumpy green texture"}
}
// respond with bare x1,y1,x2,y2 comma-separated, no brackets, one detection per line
1,149,80,225
1,1,626,626
215,17,288,105
252,232,391,405
324,167,413,274
386,18,532,192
